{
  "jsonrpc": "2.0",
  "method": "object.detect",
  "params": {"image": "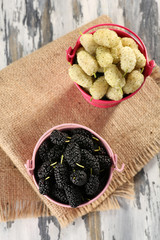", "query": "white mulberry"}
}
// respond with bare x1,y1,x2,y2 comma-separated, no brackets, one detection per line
80,34,99,55
106,86,123,101
77,50,99,76
104,64,126,88
123,70,144,94
120,46,136,73
121,37,138,49
68,64,93,88
96,46,113,68
133,49,146,69
93,29,120,48
89,76,109,100
111,40,123,64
